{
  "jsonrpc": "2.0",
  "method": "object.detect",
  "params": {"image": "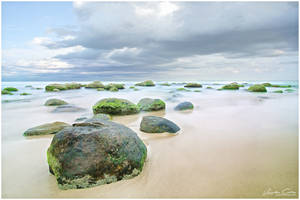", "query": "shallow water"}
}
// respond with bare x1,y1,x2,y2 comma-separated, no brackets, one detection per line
1,81,298,198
